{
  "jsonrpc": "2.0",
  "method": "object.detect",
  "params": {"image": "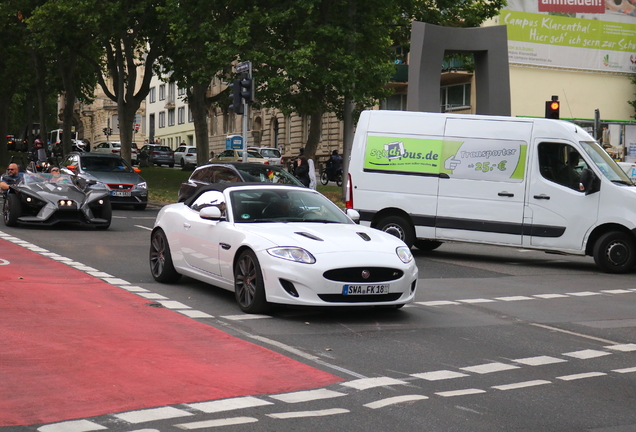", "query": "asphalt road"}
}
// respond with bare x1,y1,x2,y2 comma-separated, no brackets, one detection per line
2,205,636,432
